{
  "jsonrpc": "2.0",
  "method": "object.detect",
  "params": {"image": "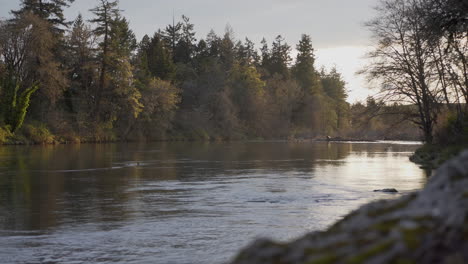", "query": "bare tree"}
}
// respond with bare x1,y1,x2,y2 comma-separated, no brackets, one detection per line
361,0,444,143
